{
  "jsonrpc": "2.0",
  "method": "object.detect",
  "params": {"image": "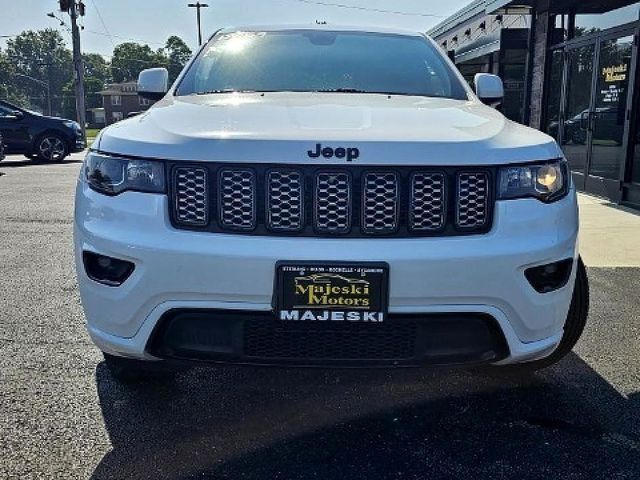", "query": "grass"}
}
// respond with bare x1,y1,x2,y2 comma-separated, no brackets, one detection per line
85,128,101,147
